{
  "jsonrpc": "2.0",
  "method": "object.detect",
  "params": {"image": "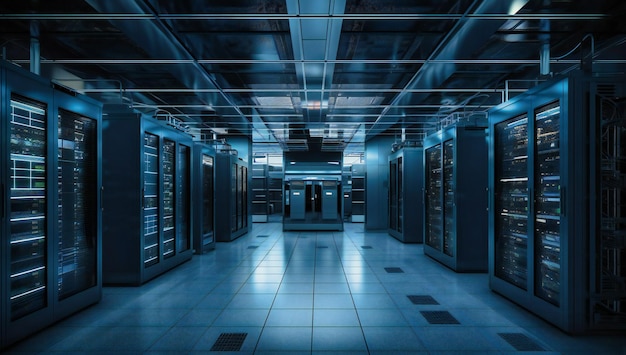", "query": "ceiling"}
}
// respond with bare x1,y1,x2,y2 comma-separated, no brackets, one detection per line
1,0,625,154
